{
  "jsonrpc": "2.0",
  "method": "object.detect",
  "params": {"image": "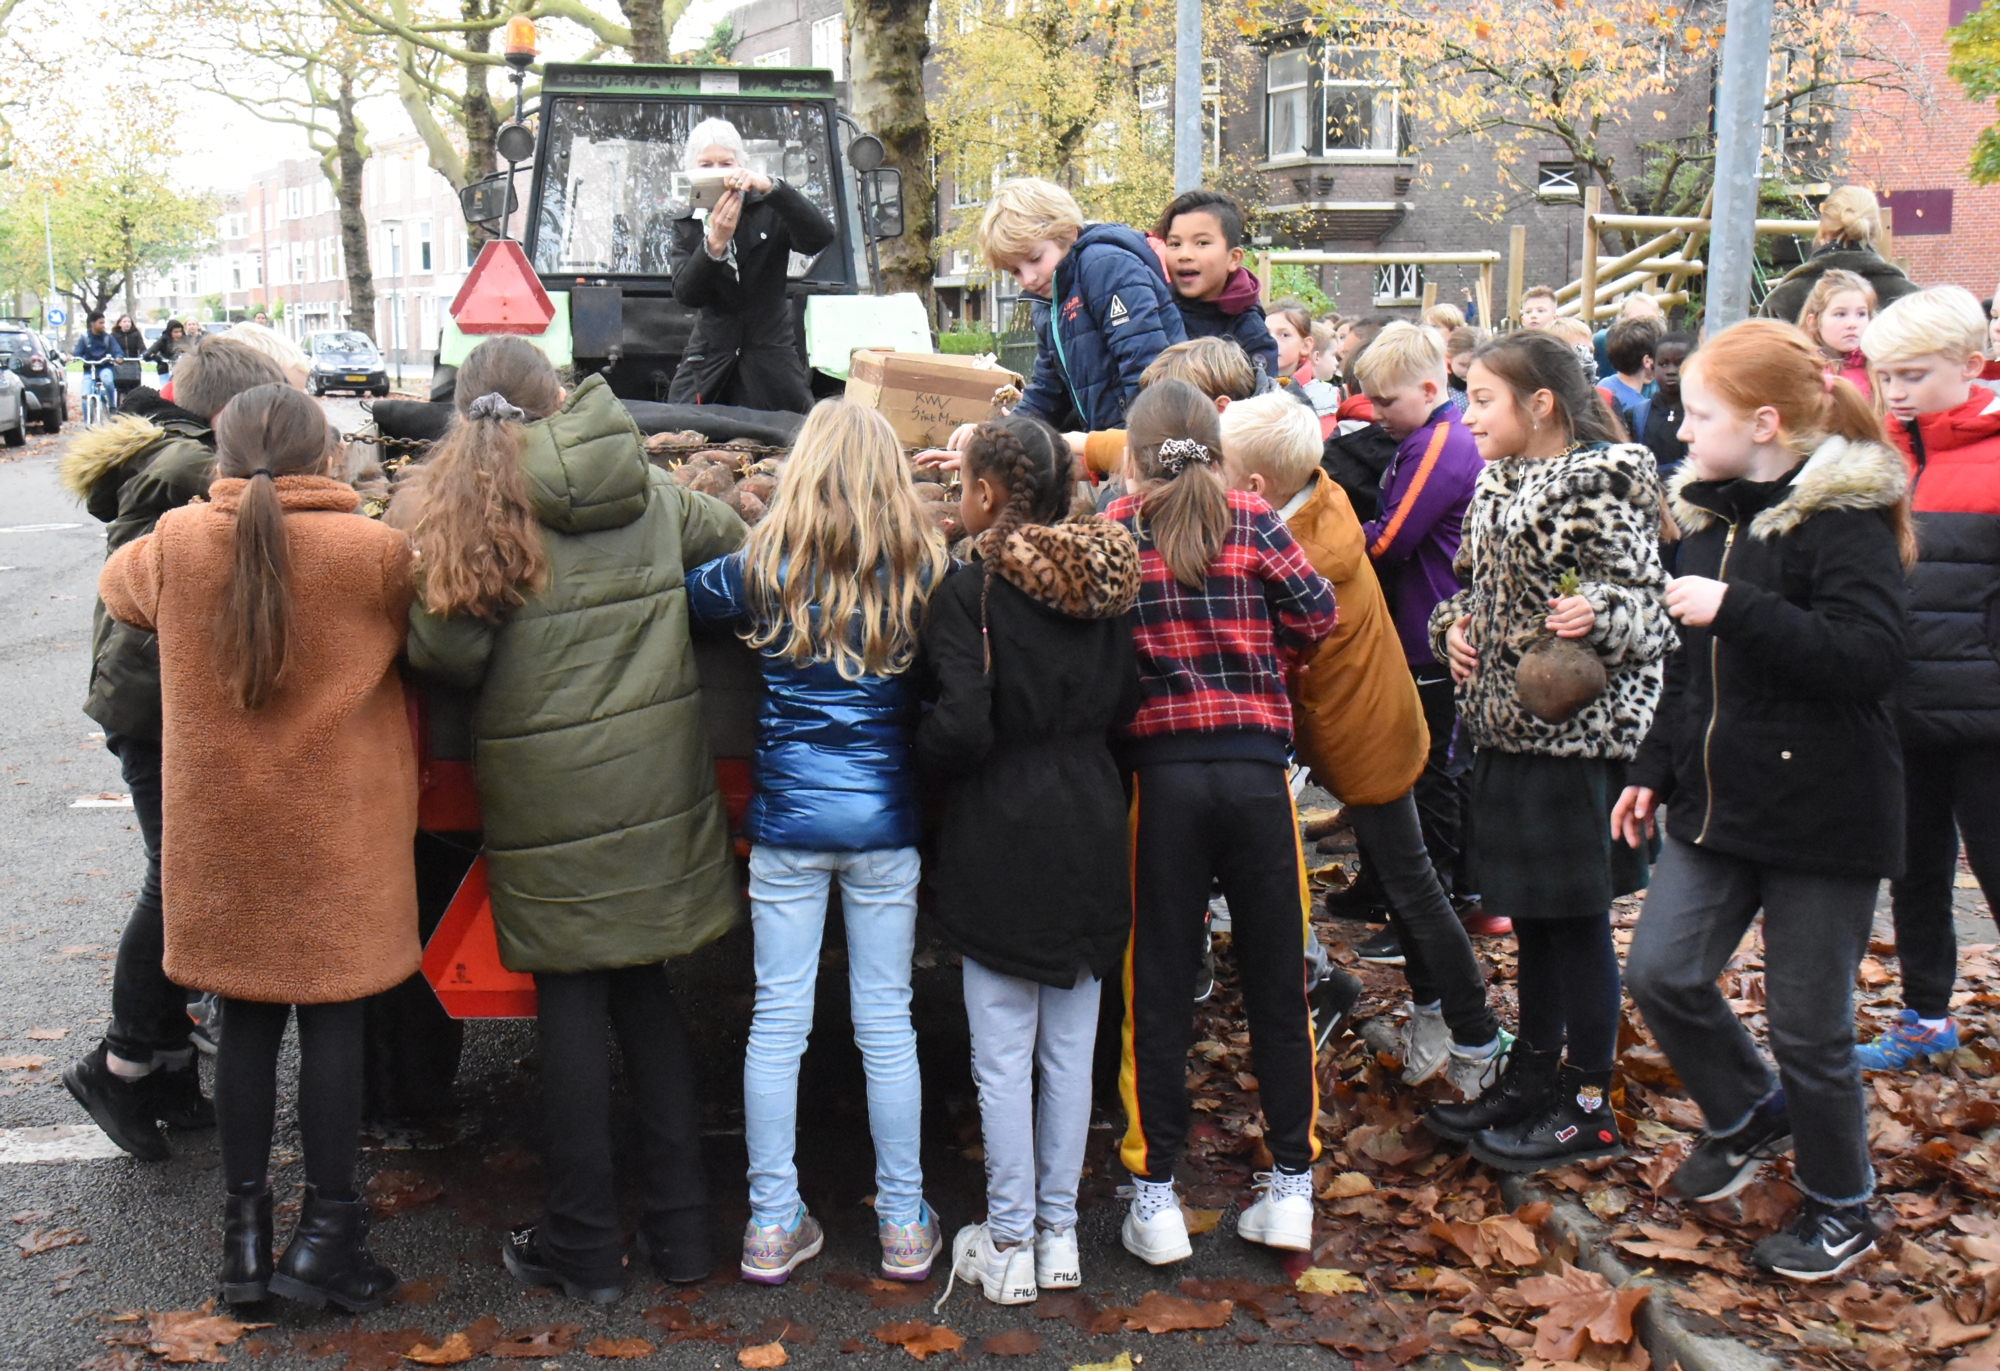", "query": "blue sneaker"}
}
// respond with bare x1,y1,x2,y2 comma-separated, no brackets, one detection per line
1855,1011,1959,1071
